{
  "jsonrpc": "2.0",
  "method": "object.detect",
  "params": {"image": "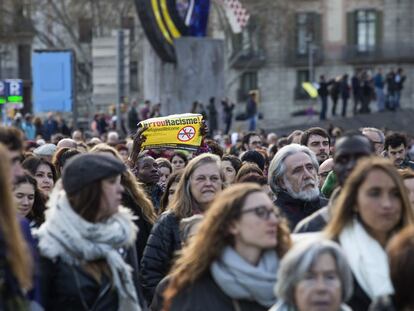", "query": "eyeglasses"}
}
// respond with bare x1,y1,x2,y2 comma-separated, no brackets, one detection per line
241,206,280,220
